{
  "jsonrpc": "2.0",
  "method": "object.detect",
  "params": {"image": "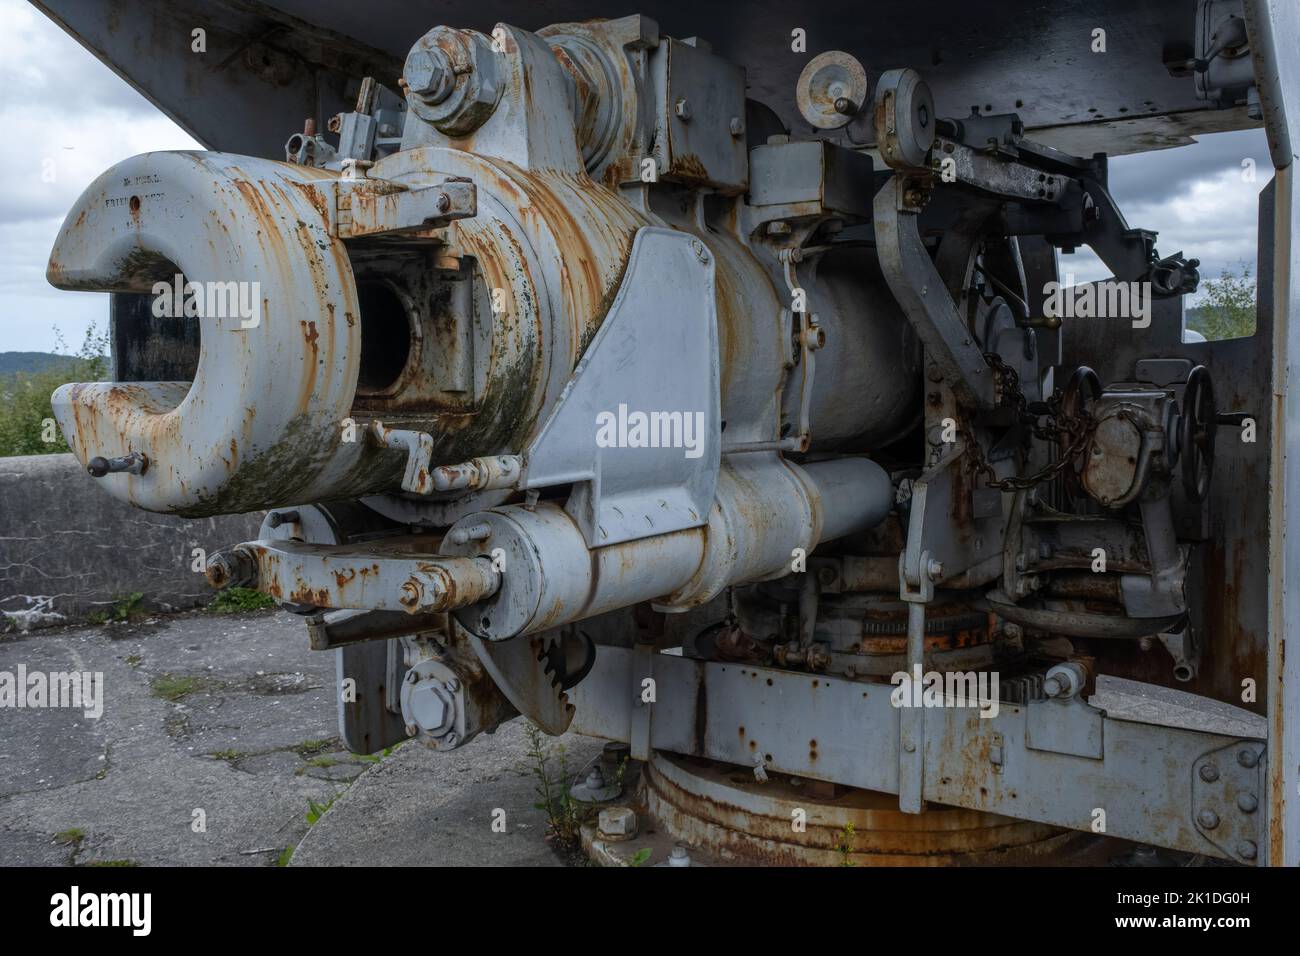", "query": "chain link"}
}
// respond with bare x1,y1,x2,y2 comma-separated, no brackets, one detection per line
959,353,1096,492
